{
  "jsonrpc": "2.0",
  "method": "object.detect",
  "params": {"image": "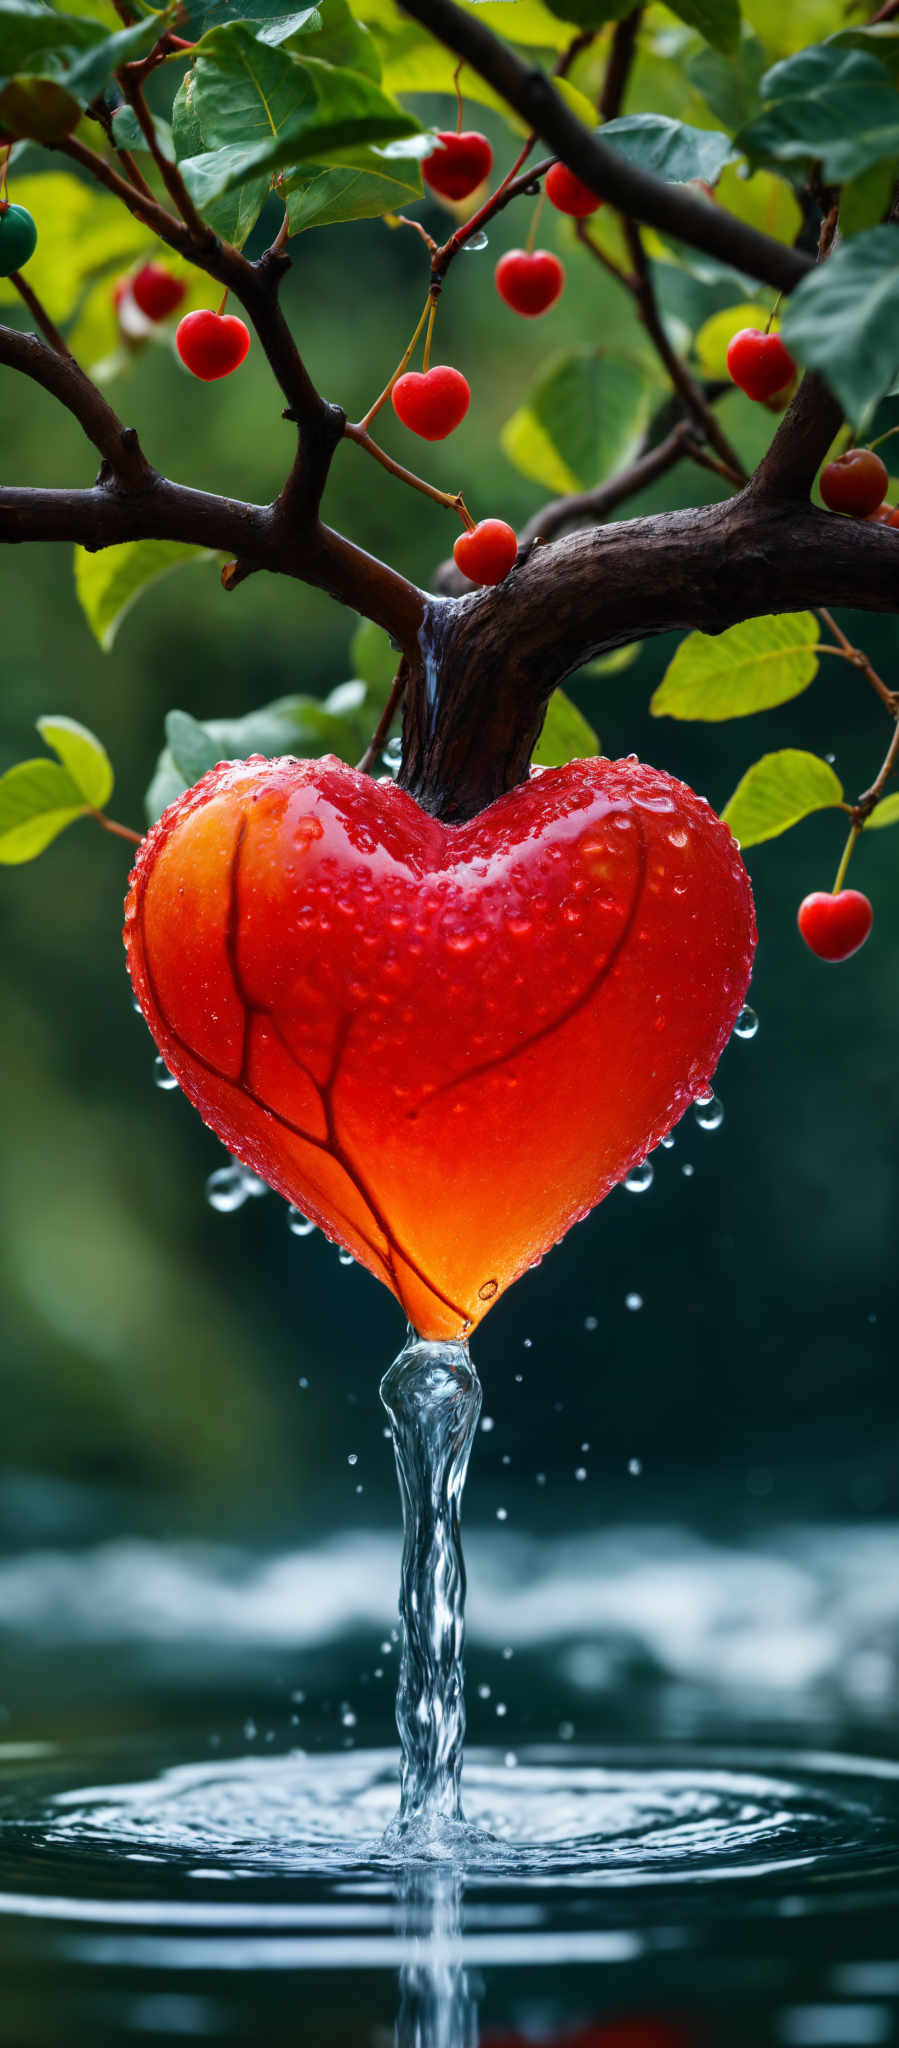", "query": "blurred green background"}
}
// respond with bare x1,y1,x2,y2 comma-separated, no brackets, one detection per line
1,143,897,1557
